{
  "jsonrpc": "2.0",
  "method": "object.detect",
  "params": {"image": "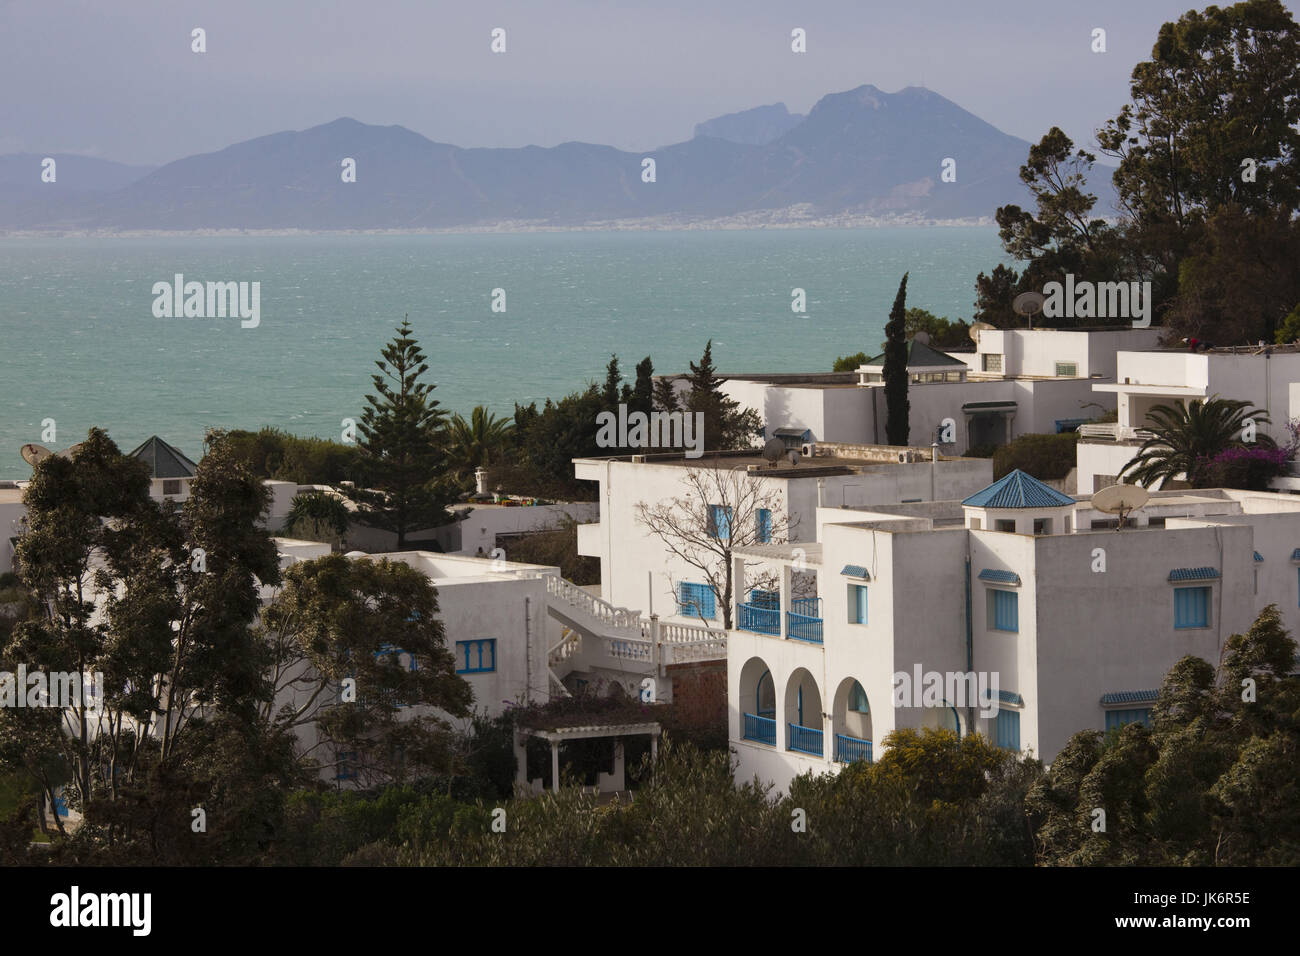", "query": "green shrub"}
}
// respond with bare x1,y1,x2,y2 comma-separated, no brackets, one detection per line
992,432,1079,480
